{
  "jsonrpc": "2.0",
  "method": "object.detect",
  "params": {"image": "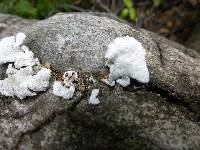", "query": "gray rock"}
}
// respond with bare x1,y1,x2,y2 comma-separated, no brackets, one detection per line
18,86,200,150
0,13,36,39
0,13,200,150
24,13,136,72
